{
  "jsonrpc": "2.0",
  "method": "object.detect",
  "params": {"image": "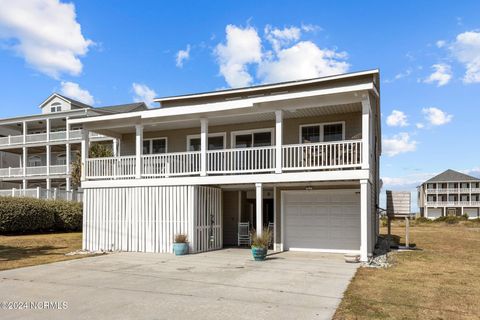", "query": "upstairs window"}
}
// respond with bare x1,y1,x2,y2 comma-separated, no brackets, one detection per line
232,129,273,148
188,133,225,151
50,102,62,113
300,122,345,143
143,138,167,154
28,156,42,167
